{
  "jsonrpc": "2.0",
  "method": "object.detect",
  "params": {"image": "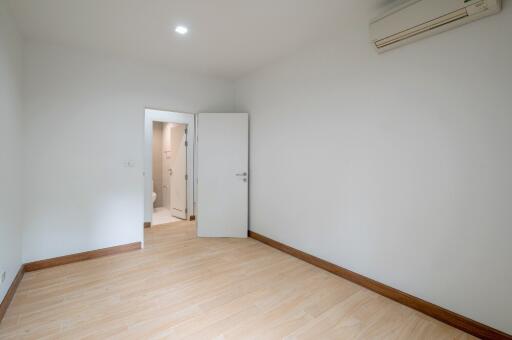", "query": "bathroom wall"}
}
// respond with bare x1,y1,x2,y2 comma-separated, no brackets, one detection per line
22,41,235,262
161,123,173,211
152,122,163,208
152,121,175,212
0,0,23,302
